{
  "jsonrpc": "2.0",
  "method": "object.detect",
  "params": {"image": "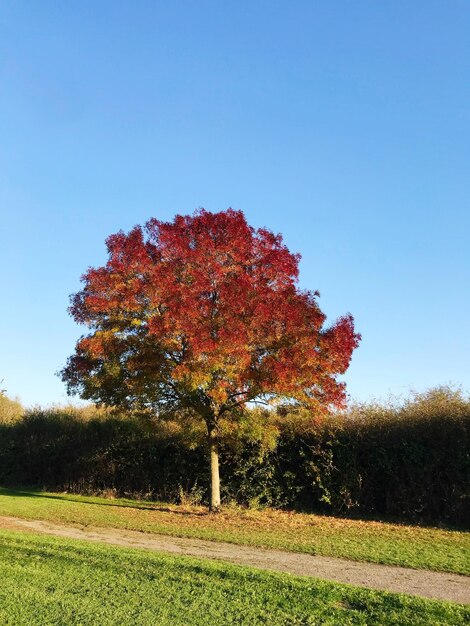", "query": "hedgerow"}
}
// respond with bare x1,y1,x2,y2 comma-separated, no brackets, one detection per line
0,386,467,526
